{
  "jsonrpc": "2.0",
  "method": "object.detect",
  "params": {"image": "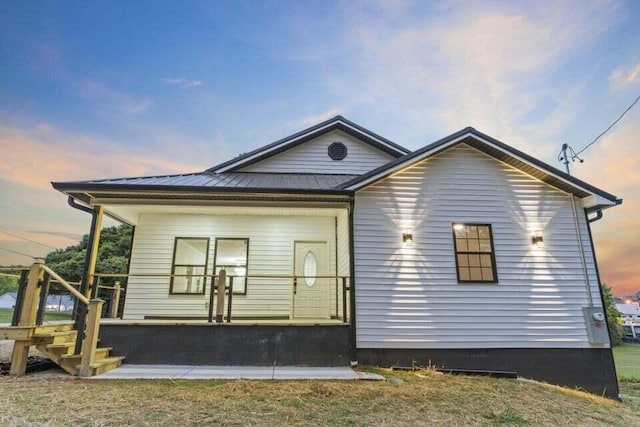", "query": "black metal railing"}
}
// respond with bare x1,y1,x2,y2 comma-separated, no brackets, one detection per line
92,272,351,324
